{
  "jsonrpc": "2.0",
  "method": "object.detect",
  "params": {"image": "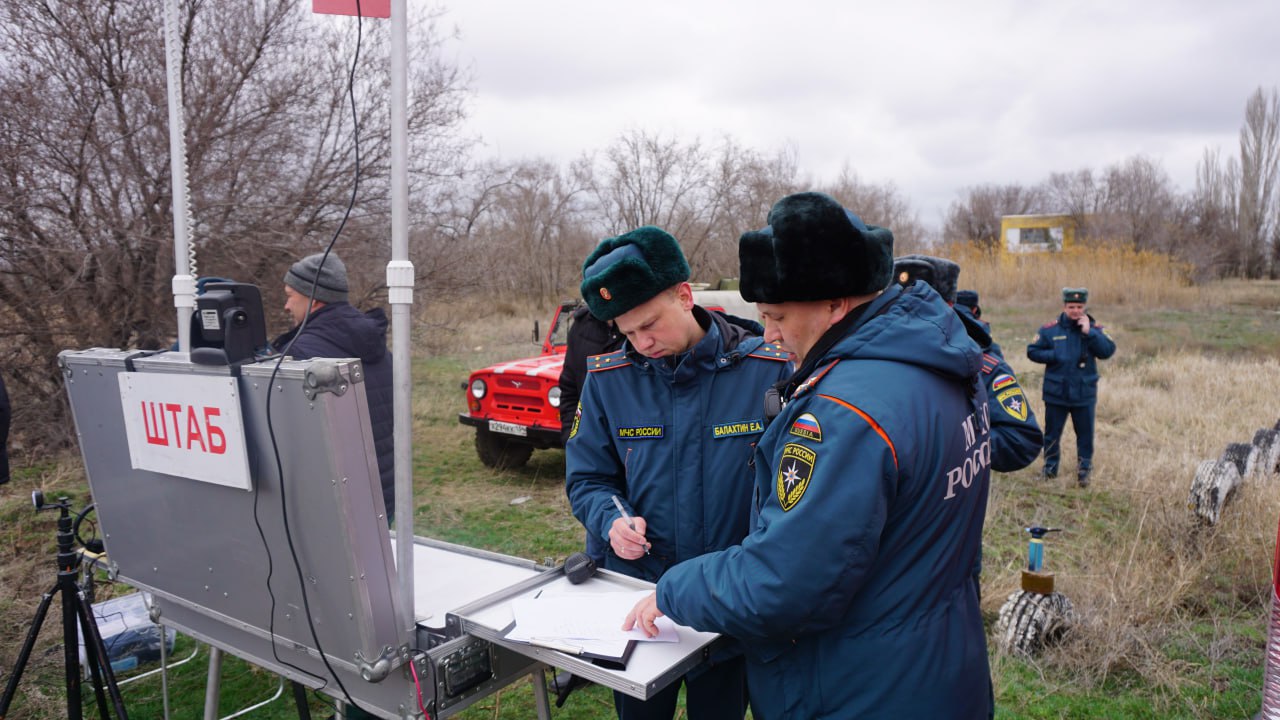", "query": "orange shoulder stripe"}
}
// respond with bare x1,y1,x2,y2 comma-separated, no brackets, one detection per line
816,394,898,470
